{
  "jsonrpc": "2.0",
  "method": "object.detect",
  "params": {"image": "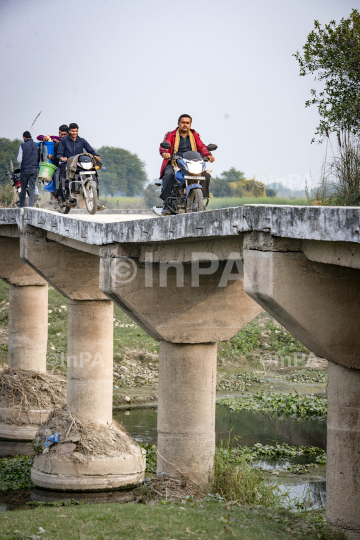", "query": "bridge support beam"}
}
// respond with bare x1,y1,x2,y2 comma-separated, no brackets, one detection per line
20,227,145,491
100,247,262,485
243,236,360,538
0,233,50,446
